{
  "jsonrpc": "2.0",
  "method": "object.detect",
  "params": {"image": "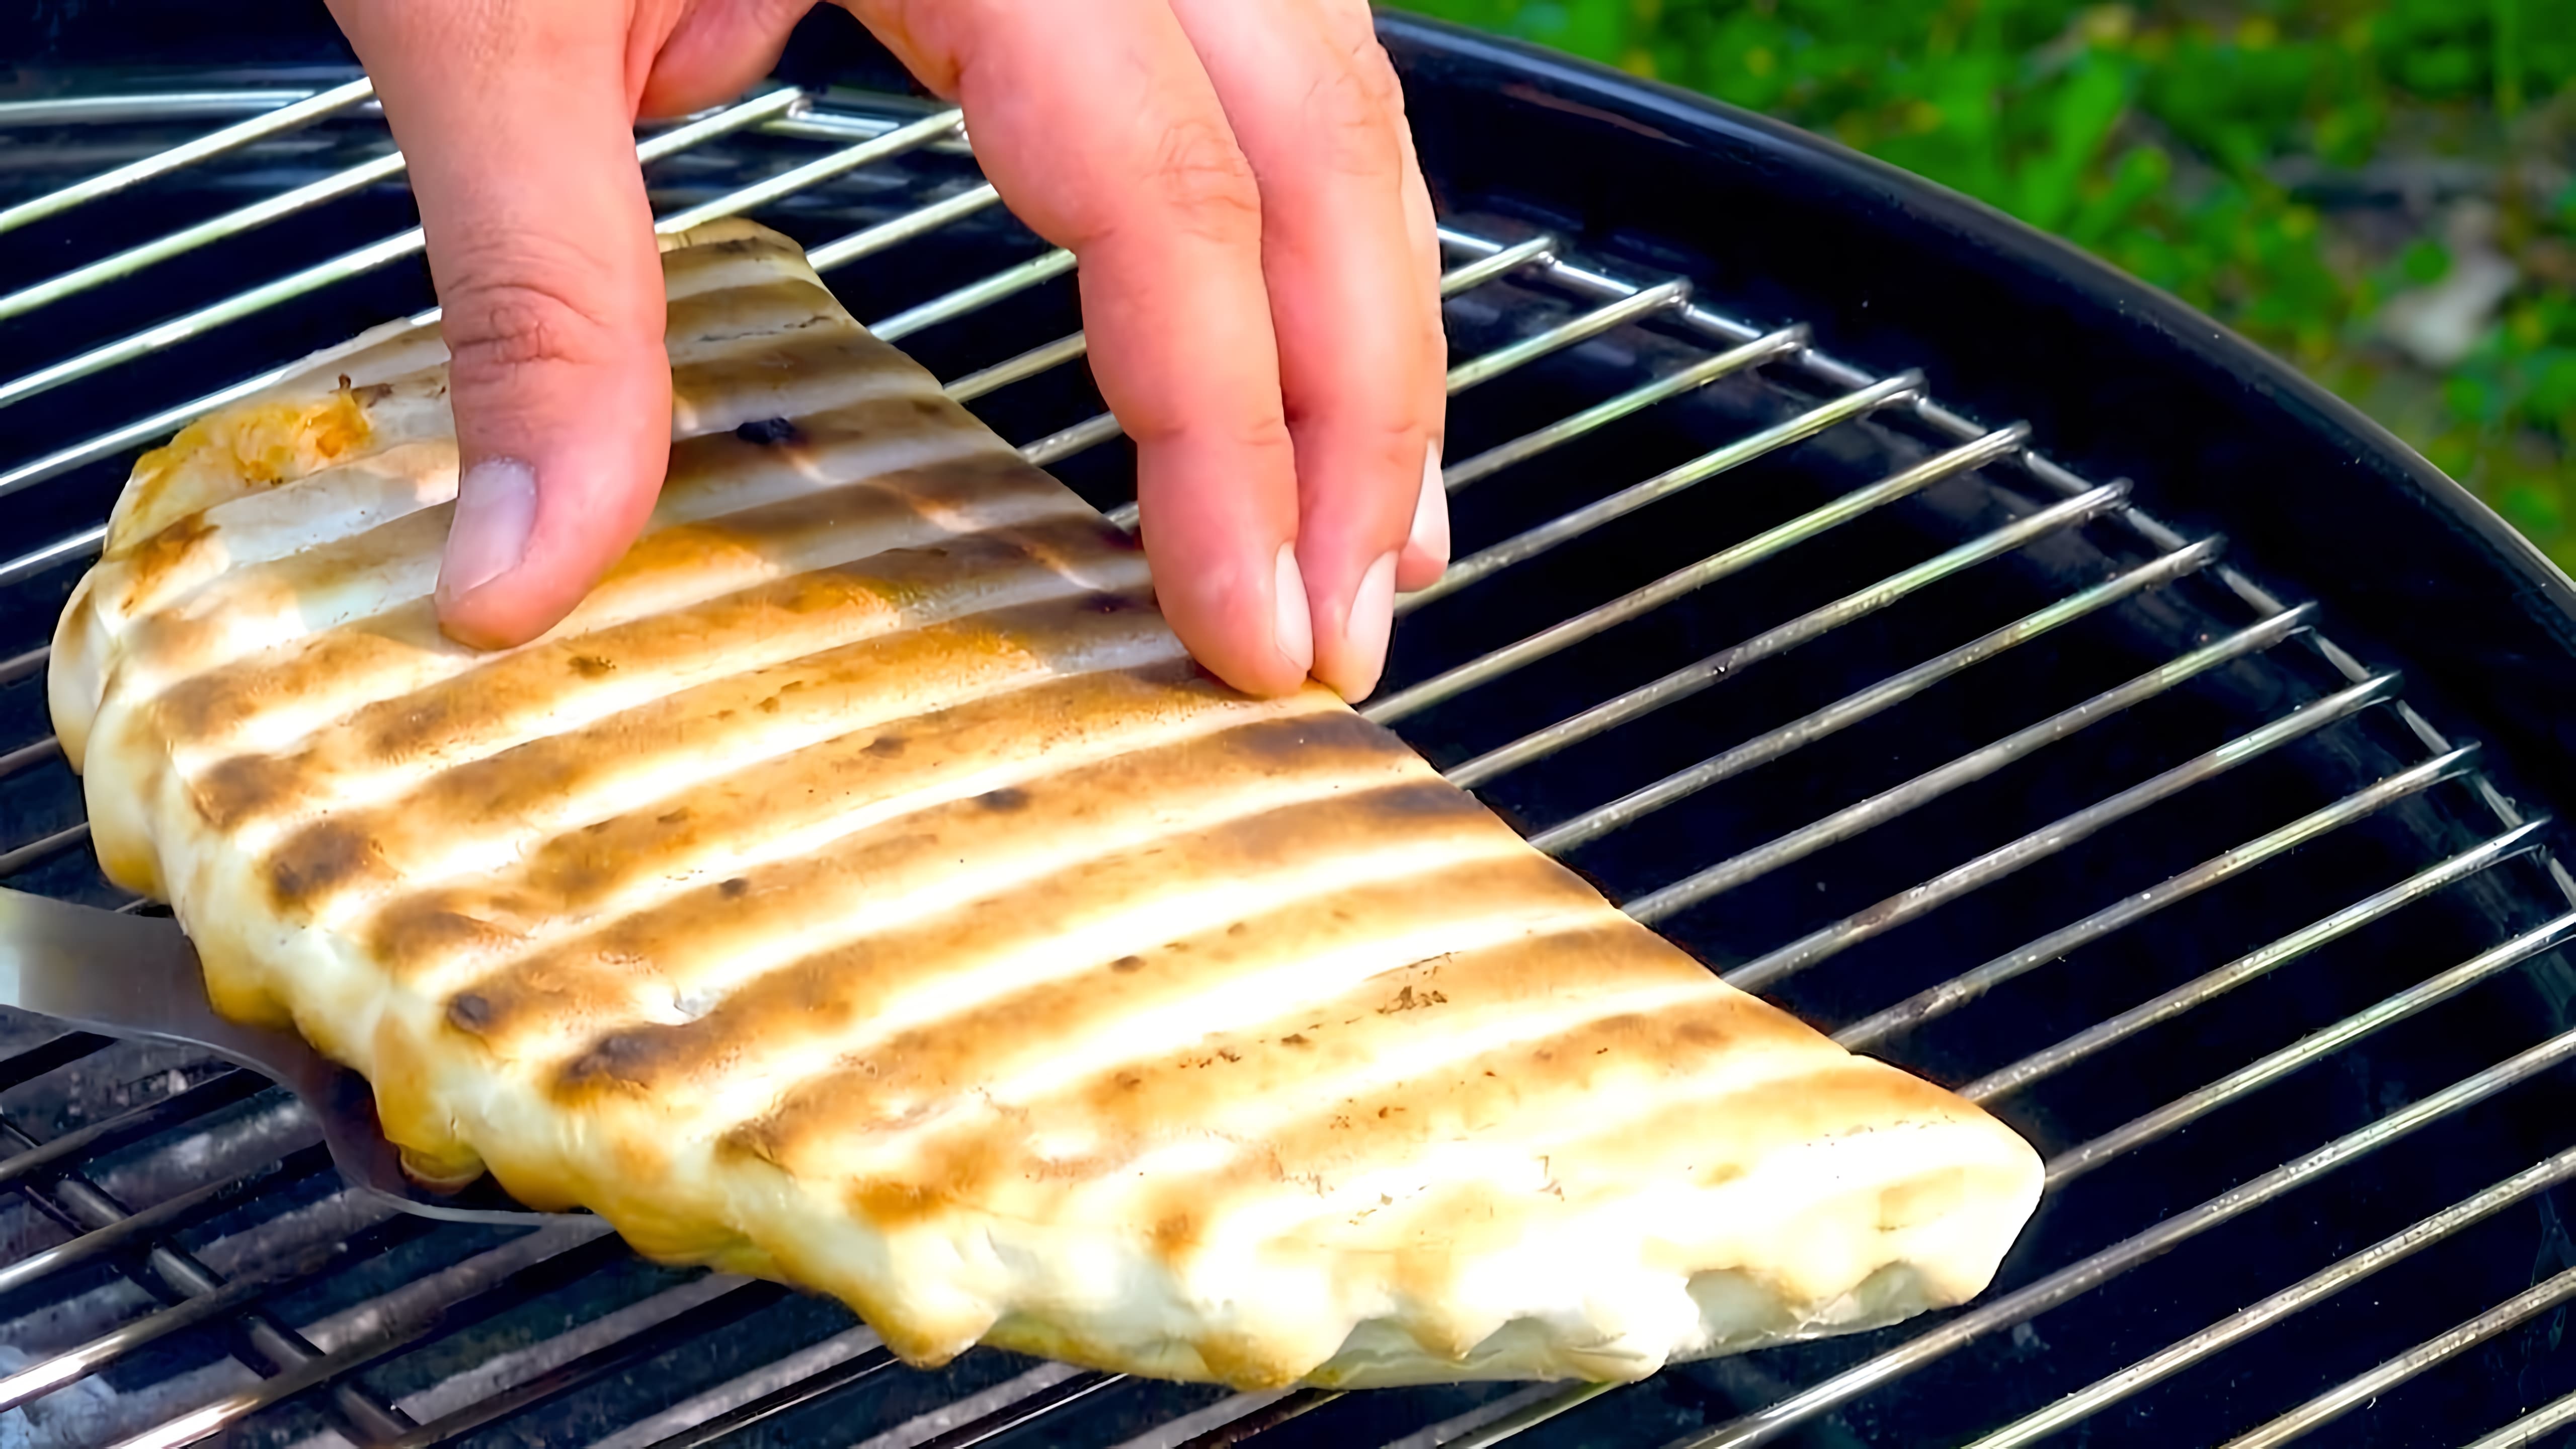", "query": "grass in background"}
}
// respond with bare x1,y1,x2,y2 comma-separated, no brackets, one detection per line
1392,0,2576,565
